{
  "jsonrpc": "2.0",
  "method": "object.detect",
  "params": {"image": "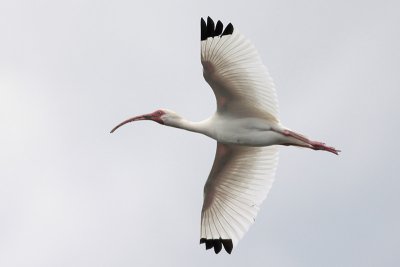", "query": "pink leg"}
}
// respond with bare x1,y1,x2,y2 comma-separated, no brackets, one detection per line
282,130,340,155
